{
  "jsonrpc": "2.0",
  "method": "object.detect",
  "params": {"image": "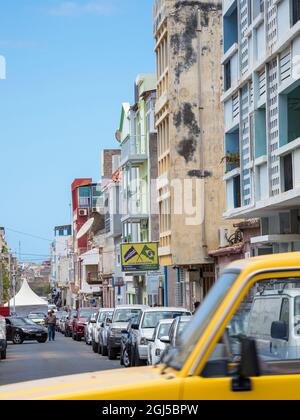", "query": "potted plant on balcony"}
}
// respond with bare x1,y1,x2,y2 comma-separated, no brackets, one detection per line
221,151,240,173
